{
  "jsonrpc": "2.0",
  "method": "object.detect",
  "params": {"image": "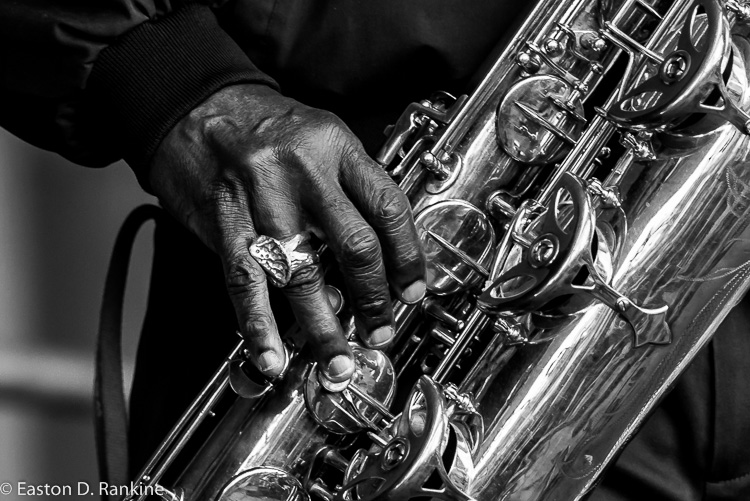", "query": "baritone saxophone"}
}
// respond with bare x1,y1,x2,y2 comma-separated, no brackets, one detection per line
125,0,750,498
